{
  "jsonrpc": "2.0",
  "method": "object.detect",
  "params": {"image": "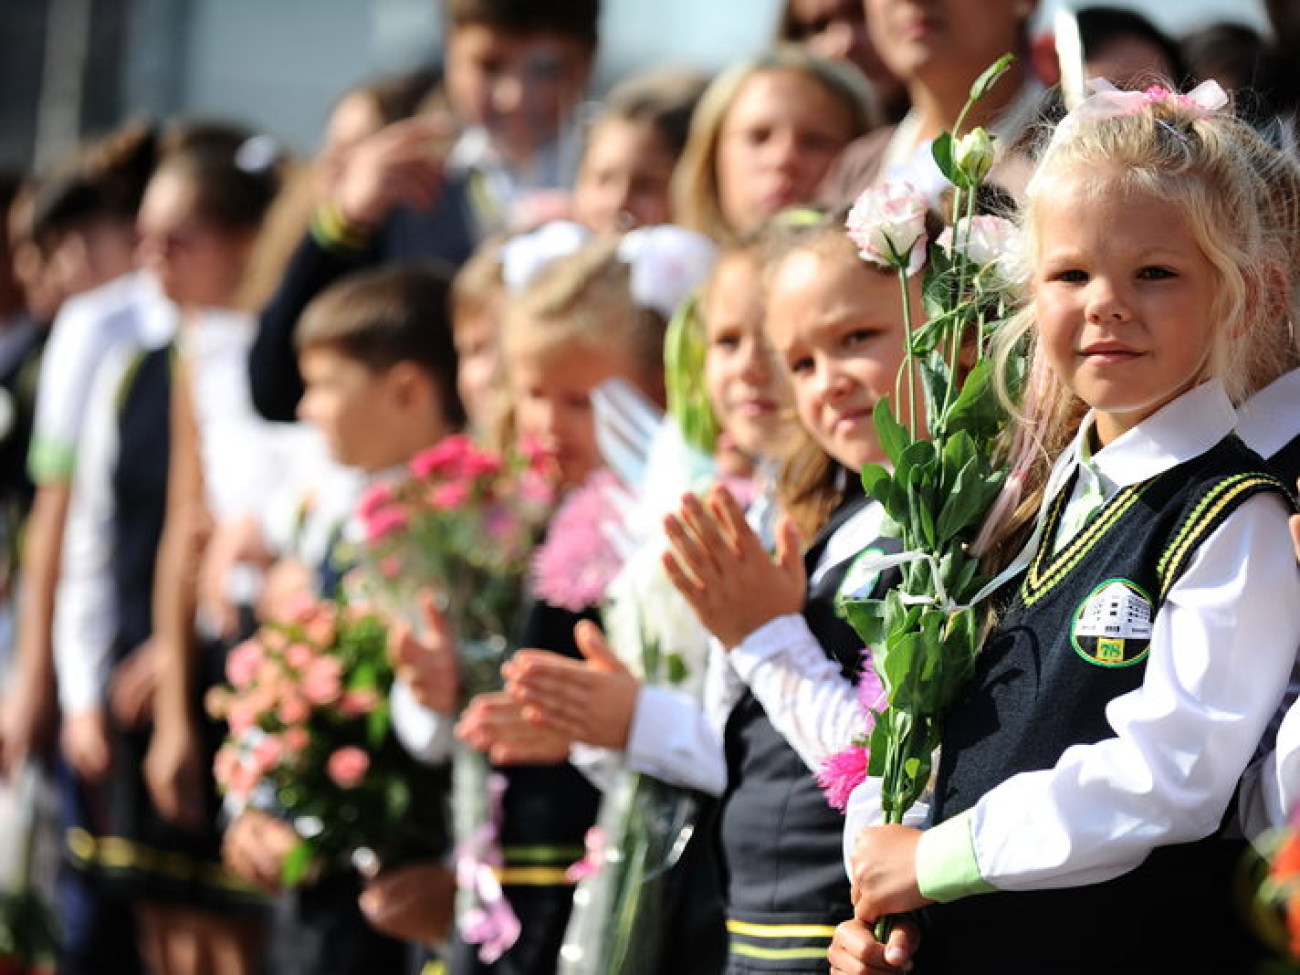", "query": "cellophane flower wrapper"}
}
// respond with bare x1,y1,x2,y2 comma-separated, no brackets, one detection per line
347,434,554,958
560,533,717,974
209,598,444,885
